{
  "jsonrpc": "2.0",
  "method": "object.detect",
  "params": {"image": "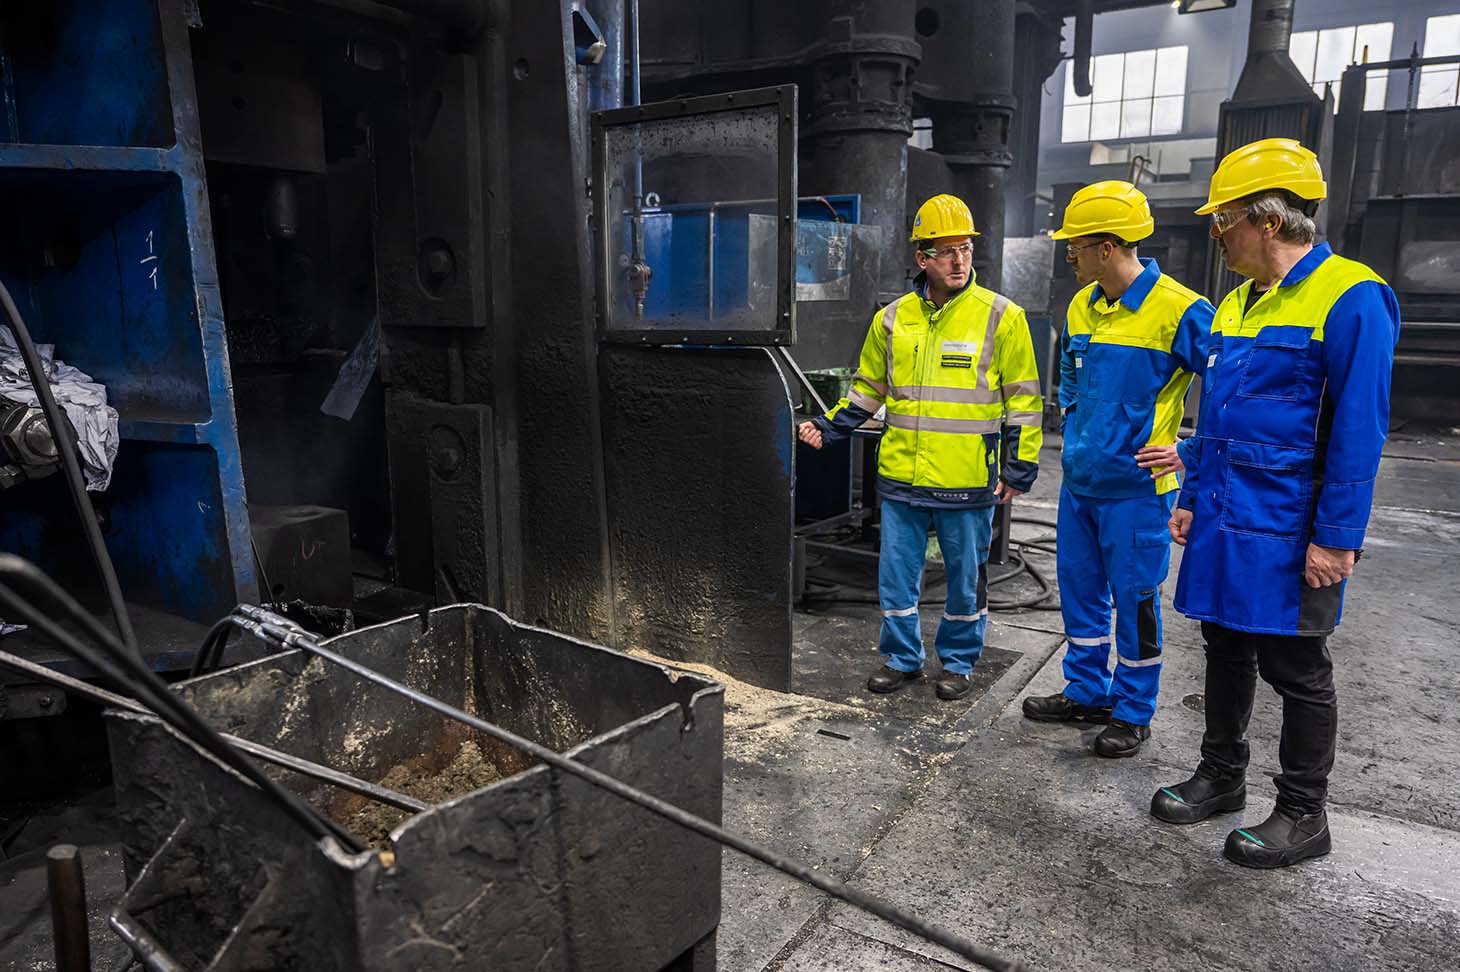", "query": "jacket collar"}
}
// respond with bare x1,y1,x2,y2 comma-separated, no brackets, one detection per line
1277,242,1332,288
1089,257,1160,312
